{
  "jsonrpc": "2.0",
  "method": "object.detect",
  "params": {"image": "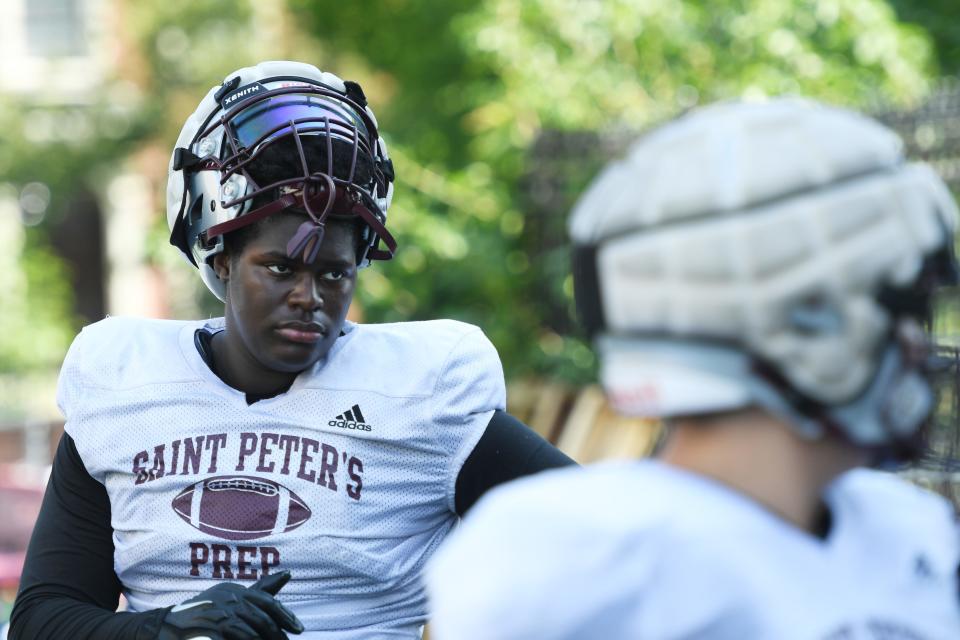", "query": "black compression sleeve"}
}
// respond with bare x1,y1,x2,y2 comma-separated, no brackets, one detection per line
454,410,576,516
9,434,166,640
